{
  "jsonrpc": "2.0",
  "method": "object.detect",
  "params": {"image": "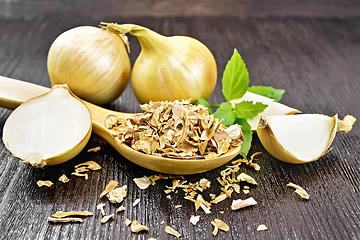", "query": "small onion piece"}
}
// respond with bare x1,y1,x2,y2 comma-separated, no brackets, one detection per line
103,23,217,104
2,85,92,168
47,26,131,105
257,114,338,164
230,92,301,131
